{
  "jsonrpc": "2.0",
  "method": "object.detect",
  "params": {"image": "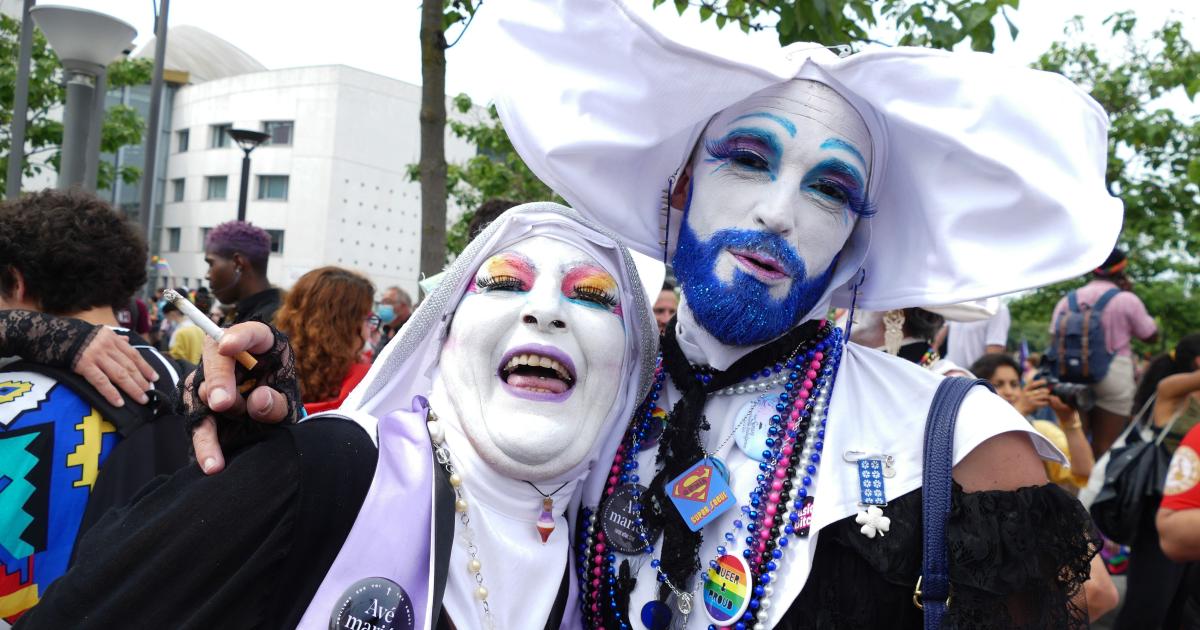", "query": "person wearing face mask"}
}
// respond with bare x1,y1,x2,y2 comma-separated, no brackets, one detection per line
18,203,658,630
204,221,282,325
488,2,1117,627
273,267,376,415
